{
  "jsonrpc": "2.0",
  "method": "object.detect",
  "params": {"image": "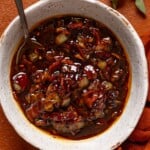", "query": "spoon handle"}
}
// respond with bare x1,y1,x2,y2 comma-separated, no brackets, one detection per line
14,0,29,39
